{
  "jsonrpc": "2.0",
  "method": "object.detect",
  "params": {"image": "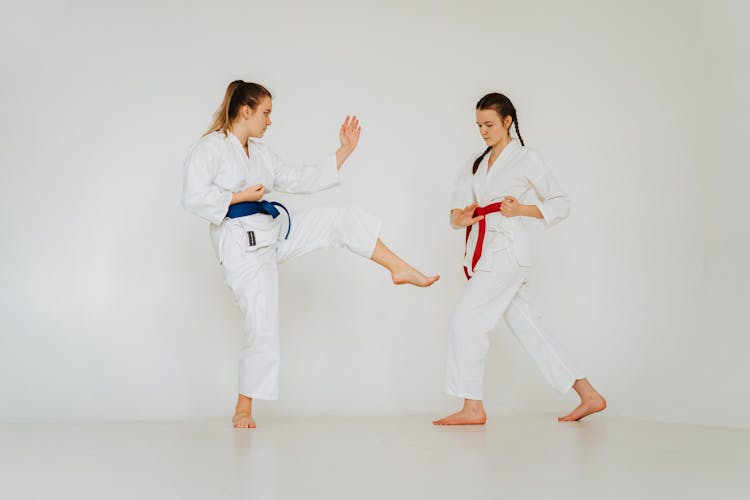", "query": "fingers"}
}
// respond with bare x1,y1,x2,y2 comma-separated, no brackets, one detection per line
501,197,516,216
462,204,477,218
342,115,360,131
